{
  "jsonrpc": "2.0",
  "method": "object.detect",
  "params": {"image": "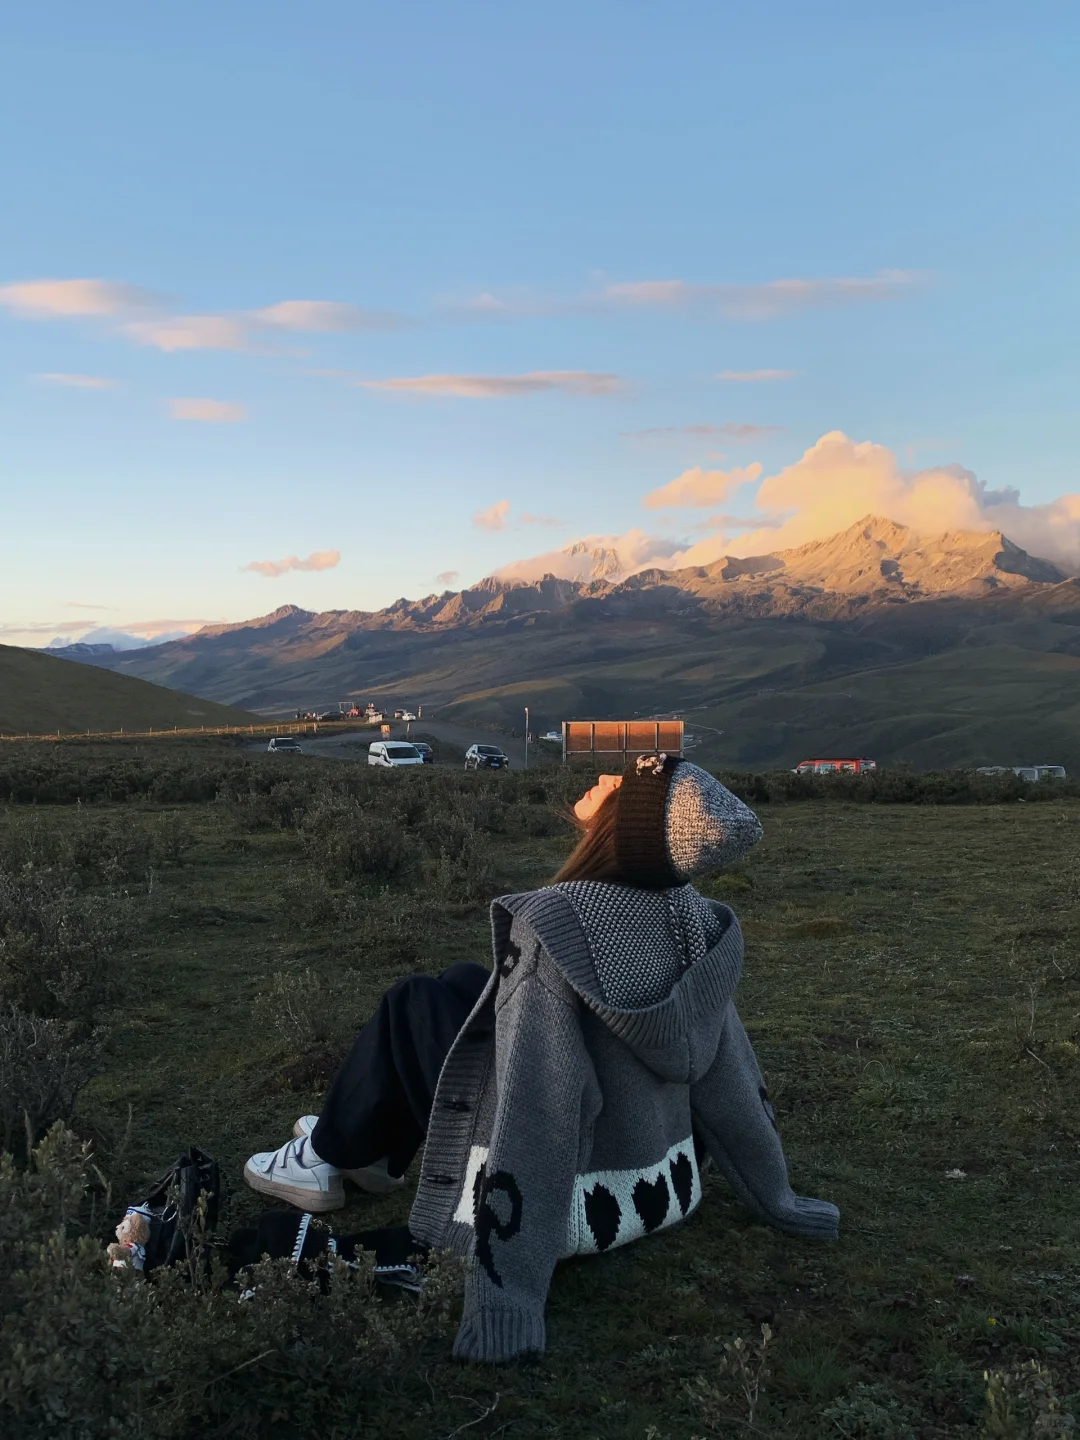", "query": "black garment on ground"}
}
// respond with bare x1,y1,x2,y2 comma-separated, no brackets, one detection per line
311,961,489,1178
